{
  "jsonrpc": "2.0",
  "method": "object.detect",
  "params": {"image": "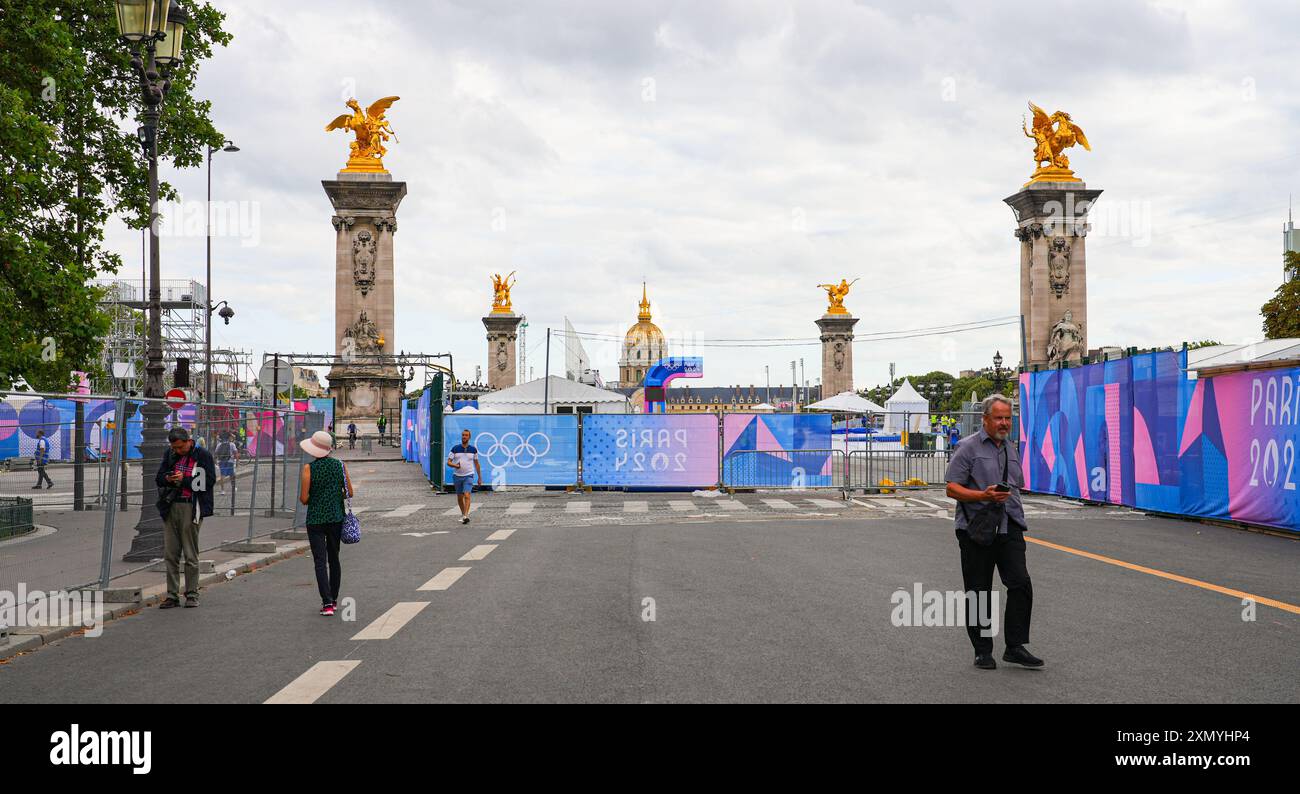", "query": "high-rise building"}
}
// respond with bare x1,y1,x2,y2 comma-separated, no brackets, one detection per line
1284,198,1299,283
